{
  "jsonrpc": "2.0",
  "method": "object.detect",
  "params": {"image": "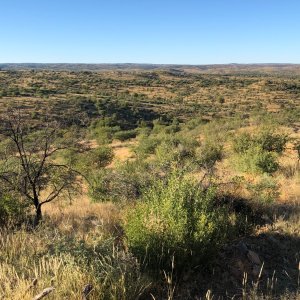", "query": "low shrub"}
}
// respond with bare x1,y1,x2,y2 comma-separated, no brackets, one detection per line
232,130,284,174
88,169,113,202
124,172,232,272
114,129,137,141
0,192,30,226
154,135,198,171
89,123,120,145
256,130,288,154
88,160,156,202
255,149,279,173
233,132,253,154
134,134,161,157
246,175,280,204
197,141,223,169
236,146,279,174
88,147,114,168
